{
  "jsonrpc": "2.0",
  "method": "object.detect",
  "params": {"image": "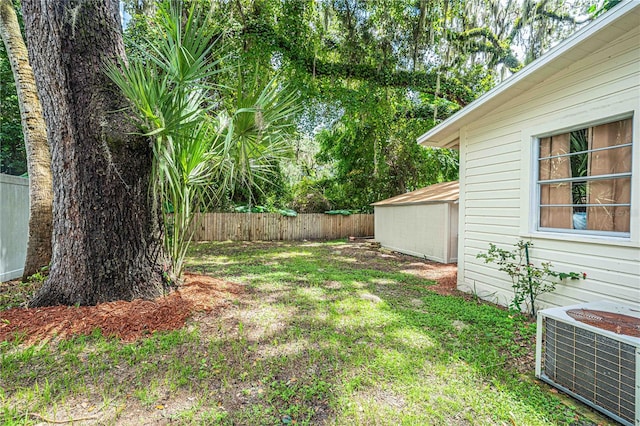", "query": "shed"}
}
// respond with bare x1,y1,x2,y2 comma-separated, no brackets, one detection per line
372,181,458,263
417,1,640,309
